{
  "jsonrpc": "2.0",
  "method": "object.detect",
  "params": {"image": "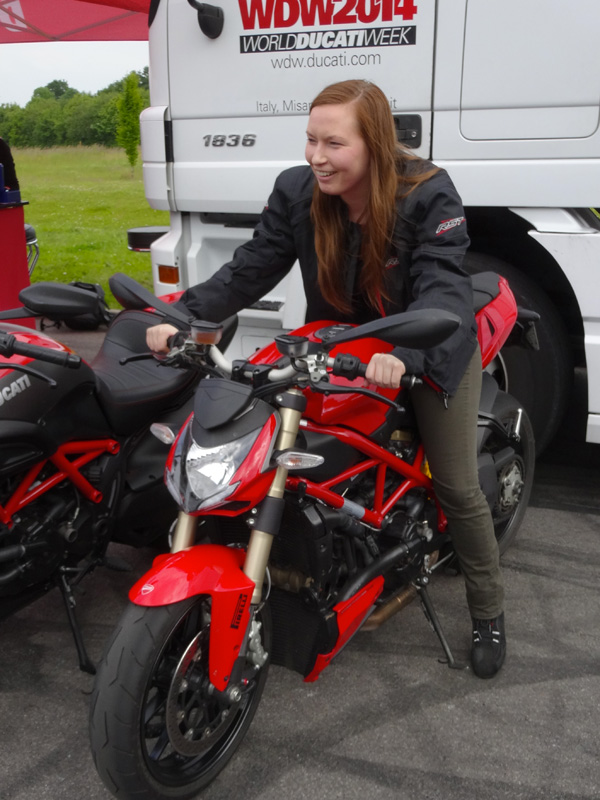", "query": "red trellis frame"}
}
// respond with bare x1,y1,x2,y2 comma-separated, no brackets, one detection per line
286,419,447,531
0,438,120,526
